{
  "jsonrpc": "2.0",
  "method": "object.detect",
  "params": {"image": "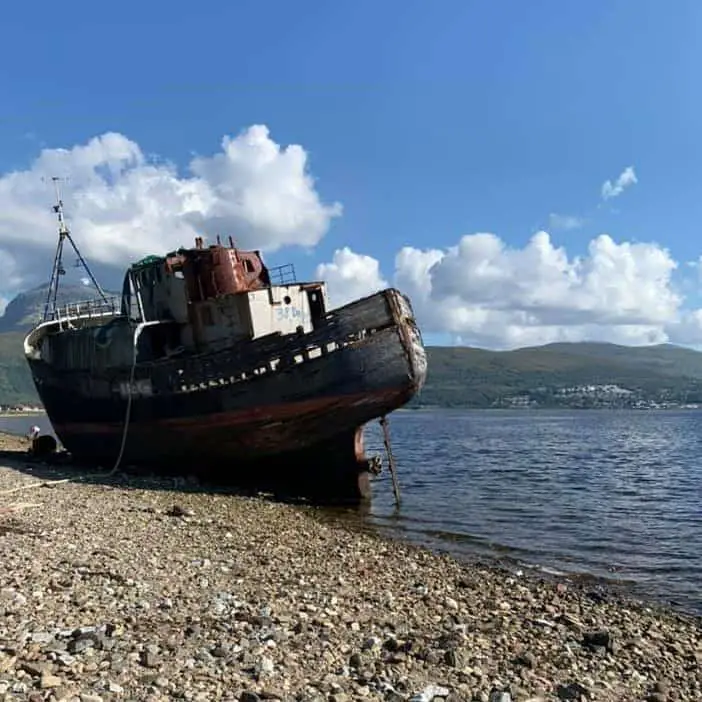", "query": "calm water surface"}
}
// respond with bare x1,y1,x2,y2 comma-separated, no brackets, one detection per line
362,409,702,614
2,410,701,613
